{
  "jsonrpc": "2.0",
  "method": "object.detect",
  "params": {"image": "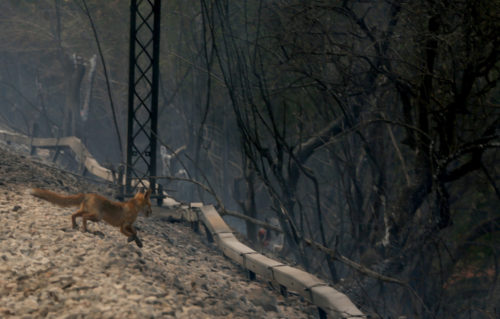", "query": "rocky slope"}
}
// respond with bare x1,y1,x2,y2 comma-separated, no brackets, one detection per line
0,144,316,318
